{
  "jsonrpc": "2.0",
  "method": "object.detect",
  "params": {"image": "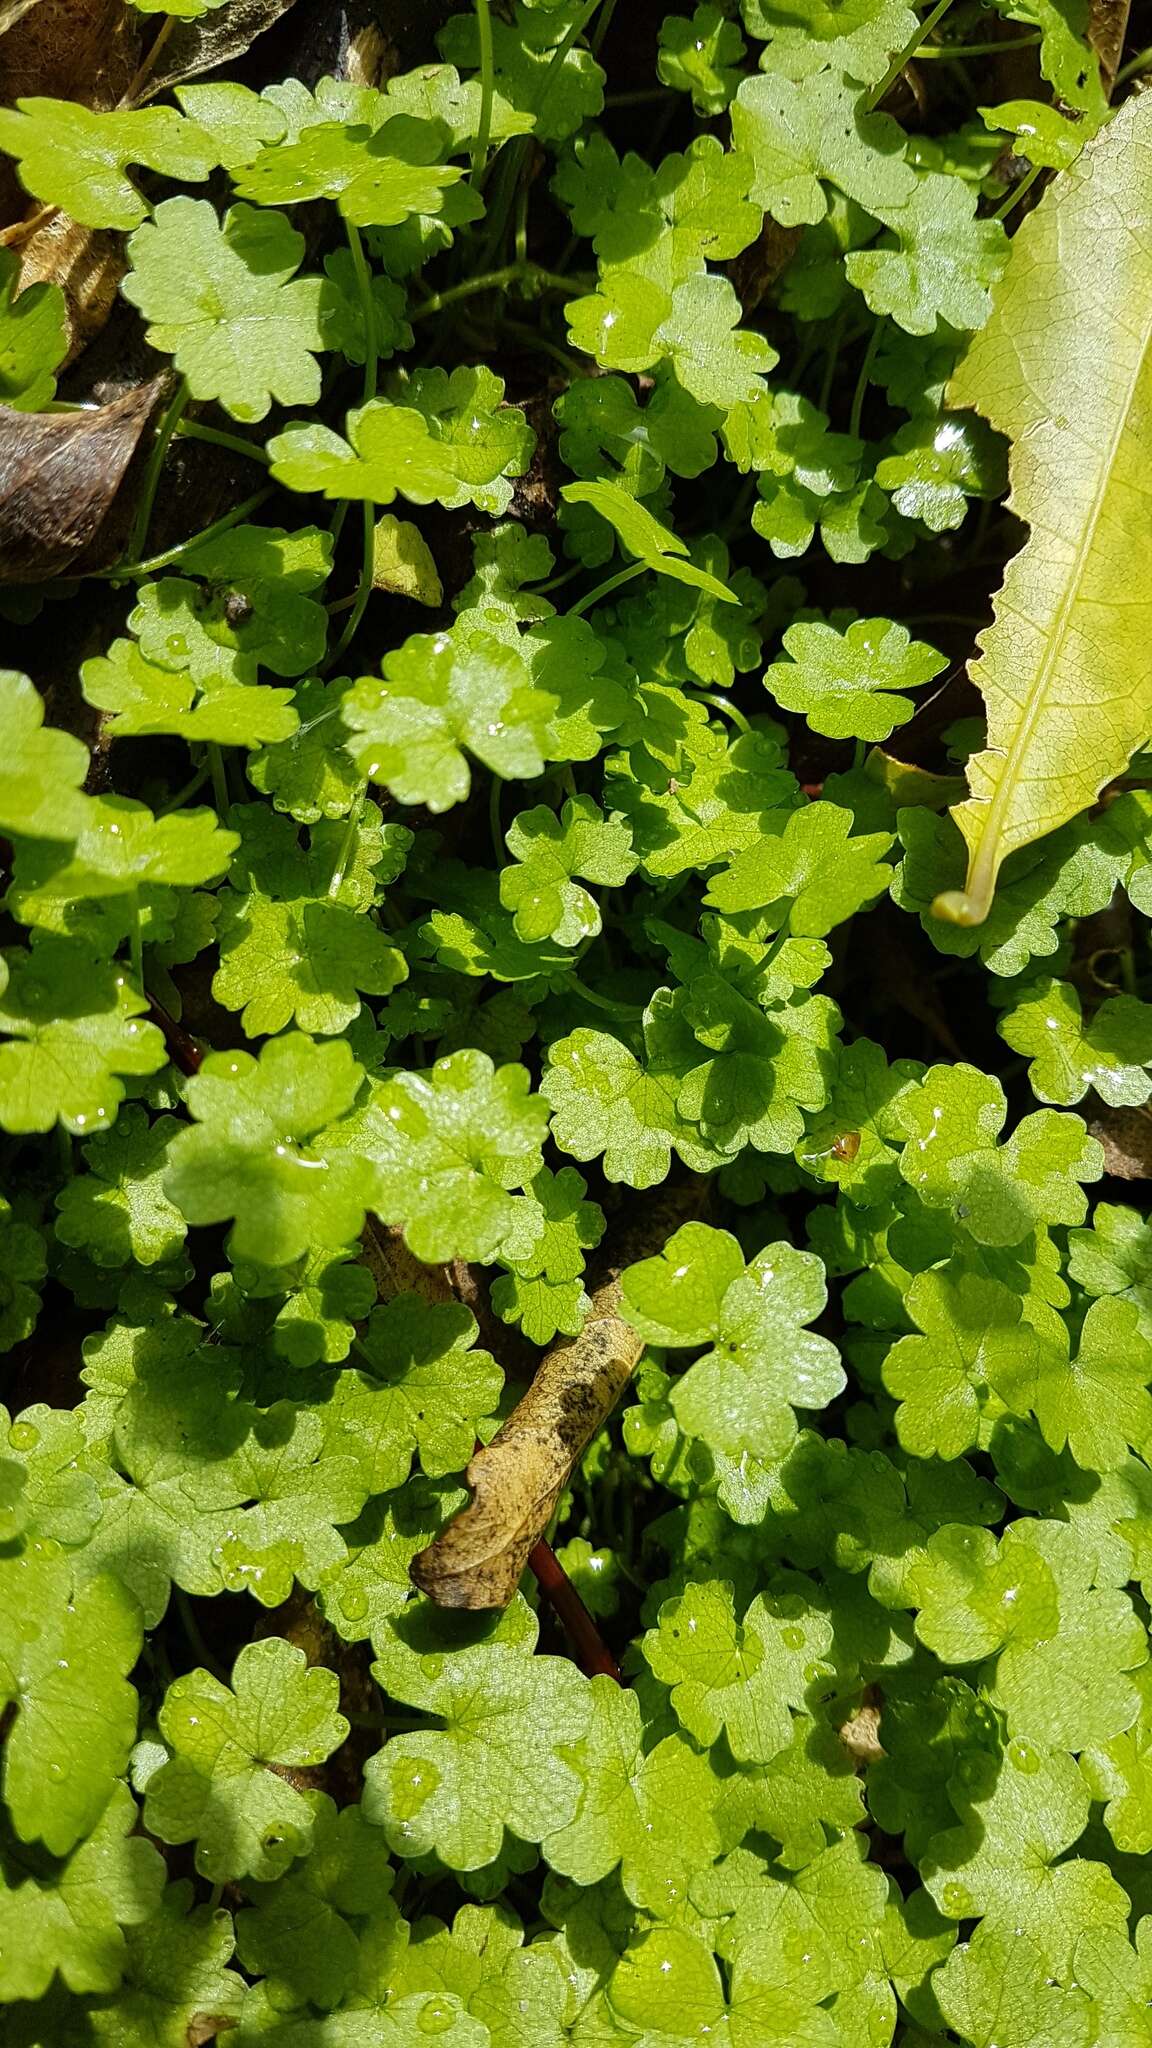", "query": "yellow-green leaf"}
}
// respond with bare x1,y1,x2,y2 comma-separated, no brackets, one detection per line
933,93,1152,928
